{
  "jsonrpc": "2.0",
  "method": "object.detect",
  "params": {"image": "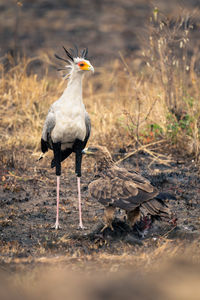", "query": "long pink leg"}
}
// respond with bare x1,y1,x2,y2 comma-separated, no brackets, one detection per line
77,176,84,229
54,175,60,229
